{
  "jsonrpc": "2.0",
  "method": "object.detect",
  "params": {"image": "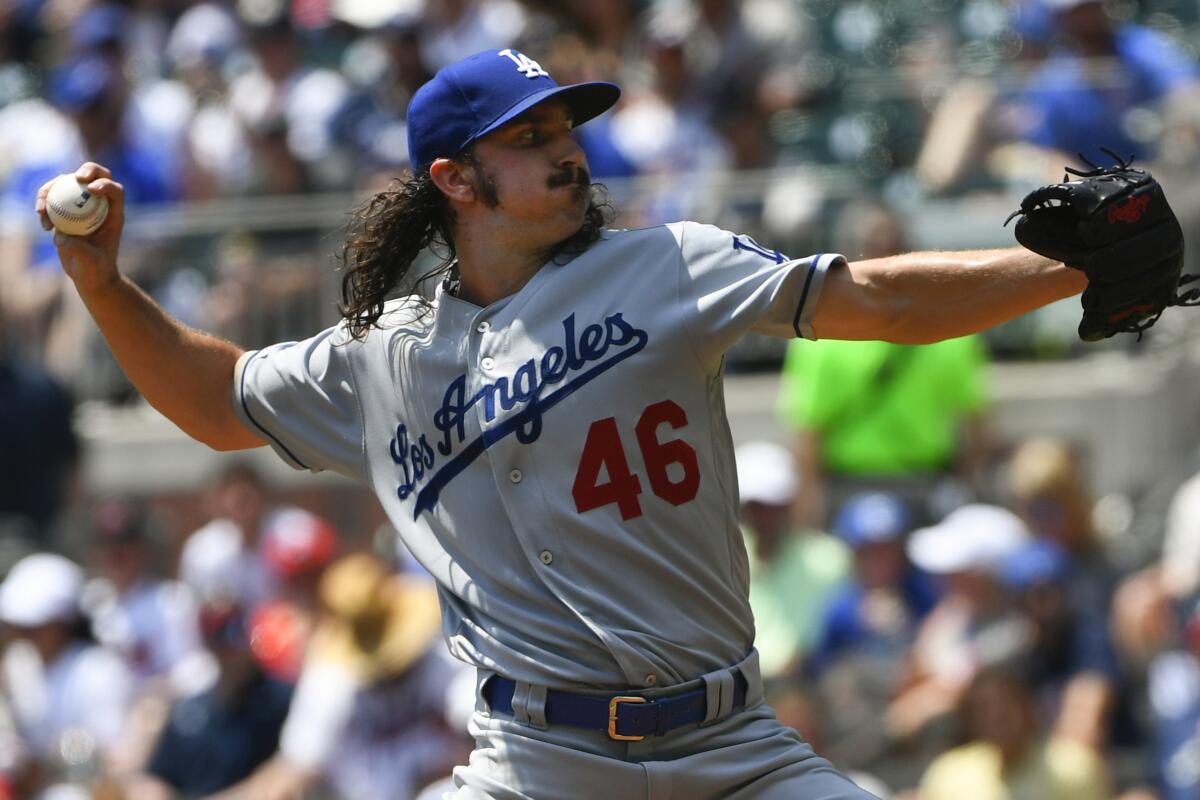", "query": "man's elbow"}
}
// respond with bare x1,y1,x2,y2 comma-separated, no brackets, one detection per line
180,415,266,452
206,434,266,452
